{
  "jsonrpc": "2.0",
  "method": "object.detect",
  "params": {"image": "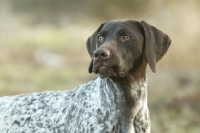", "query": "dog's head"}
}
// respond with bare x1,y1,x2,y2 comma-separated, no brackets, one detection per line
86,20,171,79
